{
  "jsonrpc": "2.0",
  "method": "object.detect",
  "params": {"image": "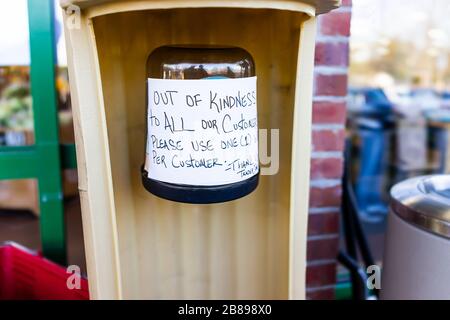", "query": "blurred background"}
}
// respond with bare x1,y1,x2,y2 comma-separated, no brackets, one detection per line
345,0,450,284
0,0,85,274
